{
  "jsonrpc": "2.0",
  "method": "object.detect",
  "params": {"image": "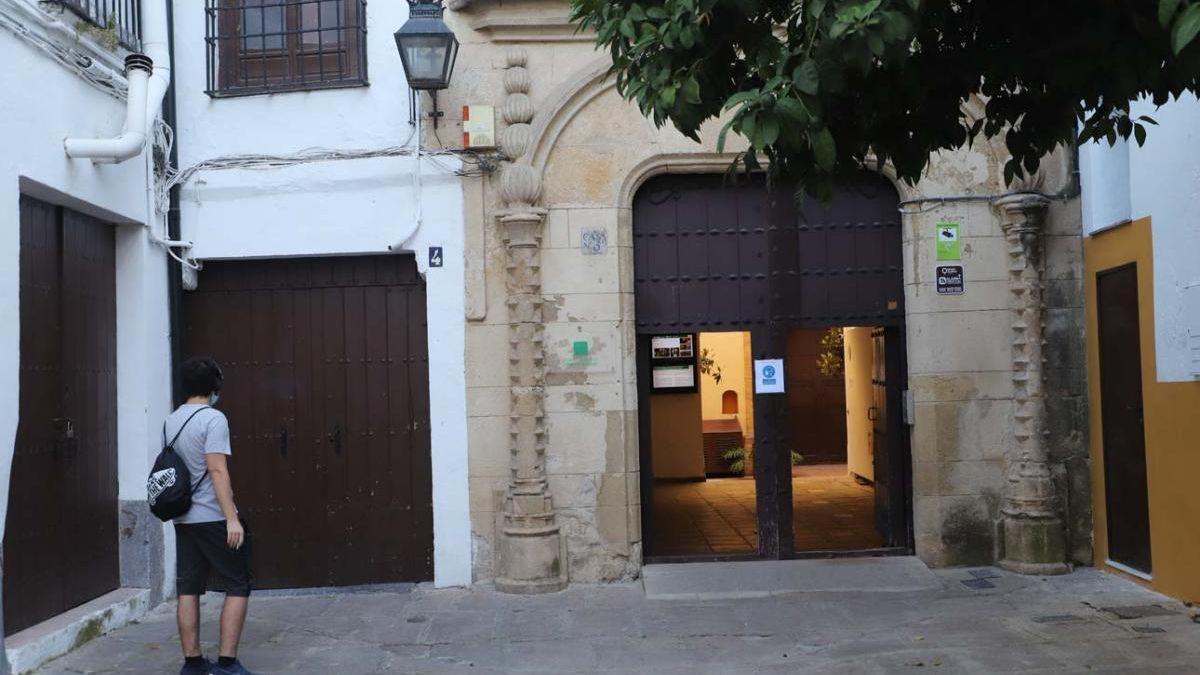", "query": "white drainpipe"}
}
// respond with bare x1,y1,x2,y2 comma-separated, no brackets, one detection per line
64,0,171,163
